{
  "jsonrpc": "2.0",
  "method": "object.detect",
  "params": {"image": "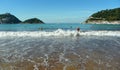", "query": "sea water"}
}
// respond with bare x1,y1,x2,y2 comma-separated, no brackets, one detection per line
0,23,120,31
0,23,120,70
